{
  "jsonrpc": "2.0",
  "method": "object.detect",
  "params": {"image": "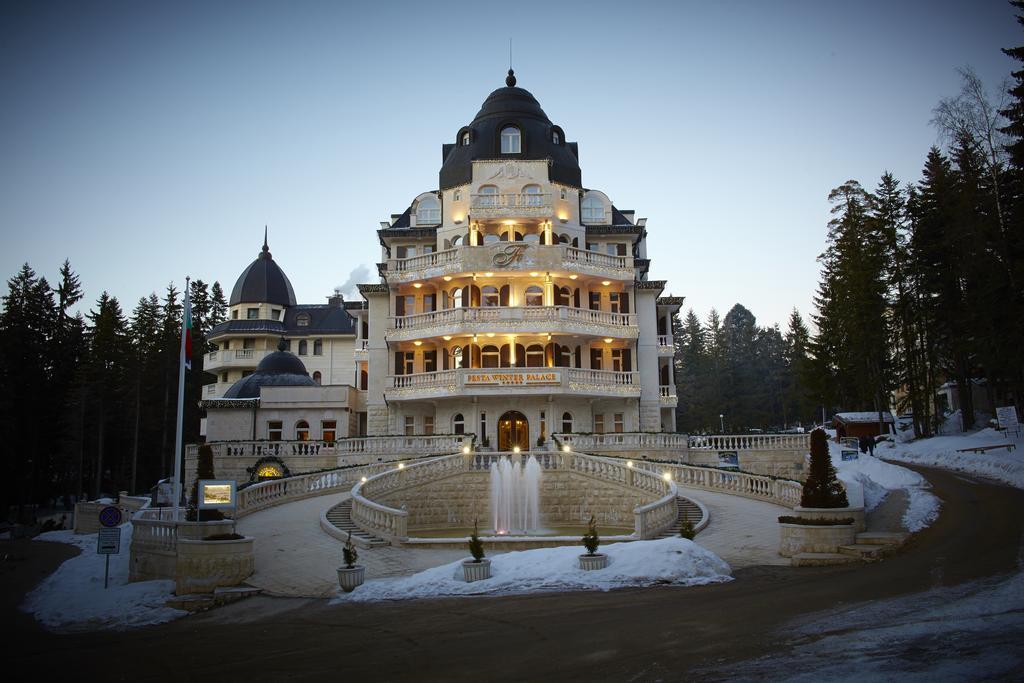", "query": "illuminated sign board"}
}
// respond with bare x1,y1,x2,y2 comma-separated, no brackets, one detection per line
198,480,237,509
464,371,560,386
